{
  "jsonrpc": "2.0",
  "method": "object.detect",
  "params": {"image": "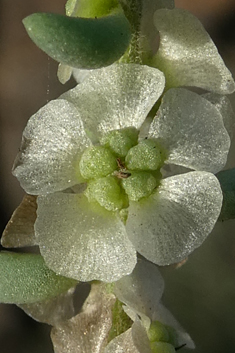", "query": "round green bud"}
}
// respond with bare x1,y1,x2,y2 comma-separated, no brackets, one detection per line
150,341,175,353
125,139,164,171
68,0,121,18
121,171,157,201
79,146,117,180
101,128,139,157
147,321,170,343
85,176,126,211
